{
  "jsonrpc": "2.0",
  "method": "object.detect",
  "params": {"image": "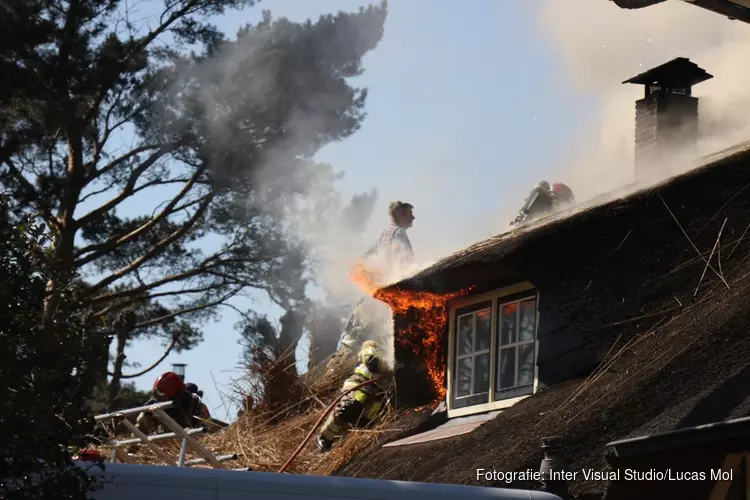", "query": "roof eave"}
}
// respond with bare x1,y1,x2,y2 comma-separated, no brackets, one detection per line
607,416,750,460
381,140,750,296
